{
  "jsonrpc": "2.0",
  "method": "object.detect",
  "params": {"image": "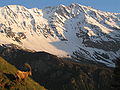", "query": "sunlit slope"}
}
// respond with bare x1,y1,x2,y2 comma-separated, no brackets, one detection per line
0,57,46,90
0,4,120,66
